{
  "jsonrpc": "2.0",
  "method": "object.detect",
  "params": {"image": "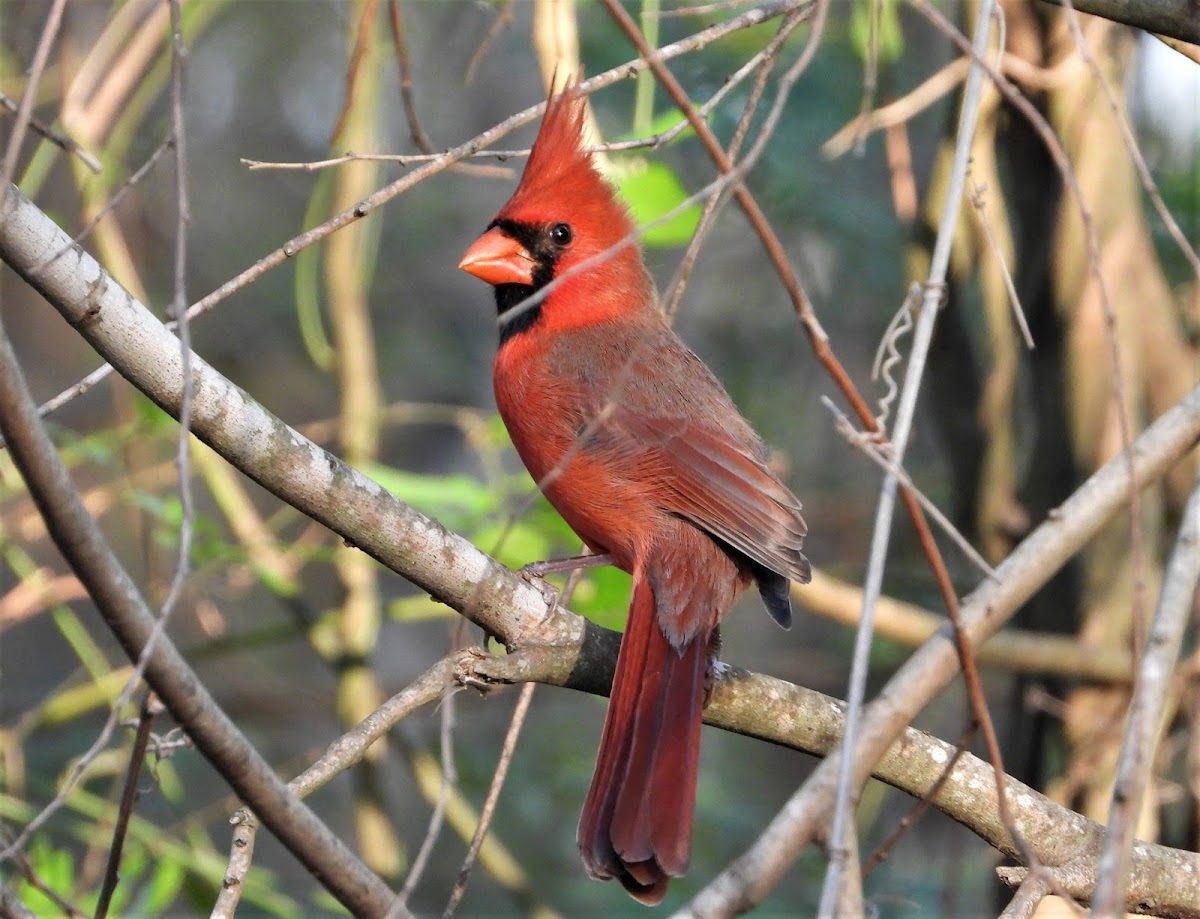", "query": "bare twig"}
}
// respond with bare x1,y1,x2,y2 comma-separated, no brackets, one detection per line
820,5,1001,908
213,657,455,919
0,91,100,173
442,682,537,917
849,0,883,155
663,8,809,321
161,0,195,653
0,0,67,208
824,398,997,580
330,0,379,145
1091,473,1200,915
655,0,758,16
966,174,1034,350
1,826,88,919
95,692,161,919
861,721,977,877
395,668,459,909
388,0,436,153
31,136,174,277
464,0,516,84
209,810,257,919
